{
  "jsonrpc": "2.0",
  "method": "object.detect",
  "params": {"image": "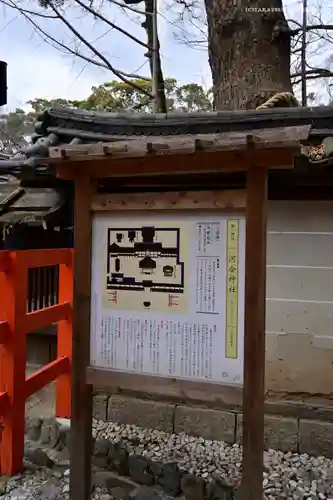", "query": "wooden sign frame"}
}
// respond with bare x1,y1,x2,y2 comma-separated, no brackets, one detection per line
73,177,266,500
49,129,307,500
87,189,246,406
